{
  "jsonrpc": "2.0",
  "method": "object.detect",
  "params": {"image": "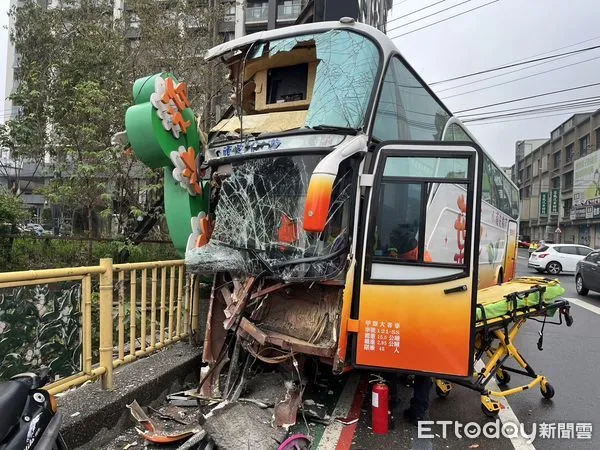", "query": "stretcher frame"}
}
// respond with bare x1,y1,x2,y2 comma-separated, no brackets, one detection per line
434,284,574,416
